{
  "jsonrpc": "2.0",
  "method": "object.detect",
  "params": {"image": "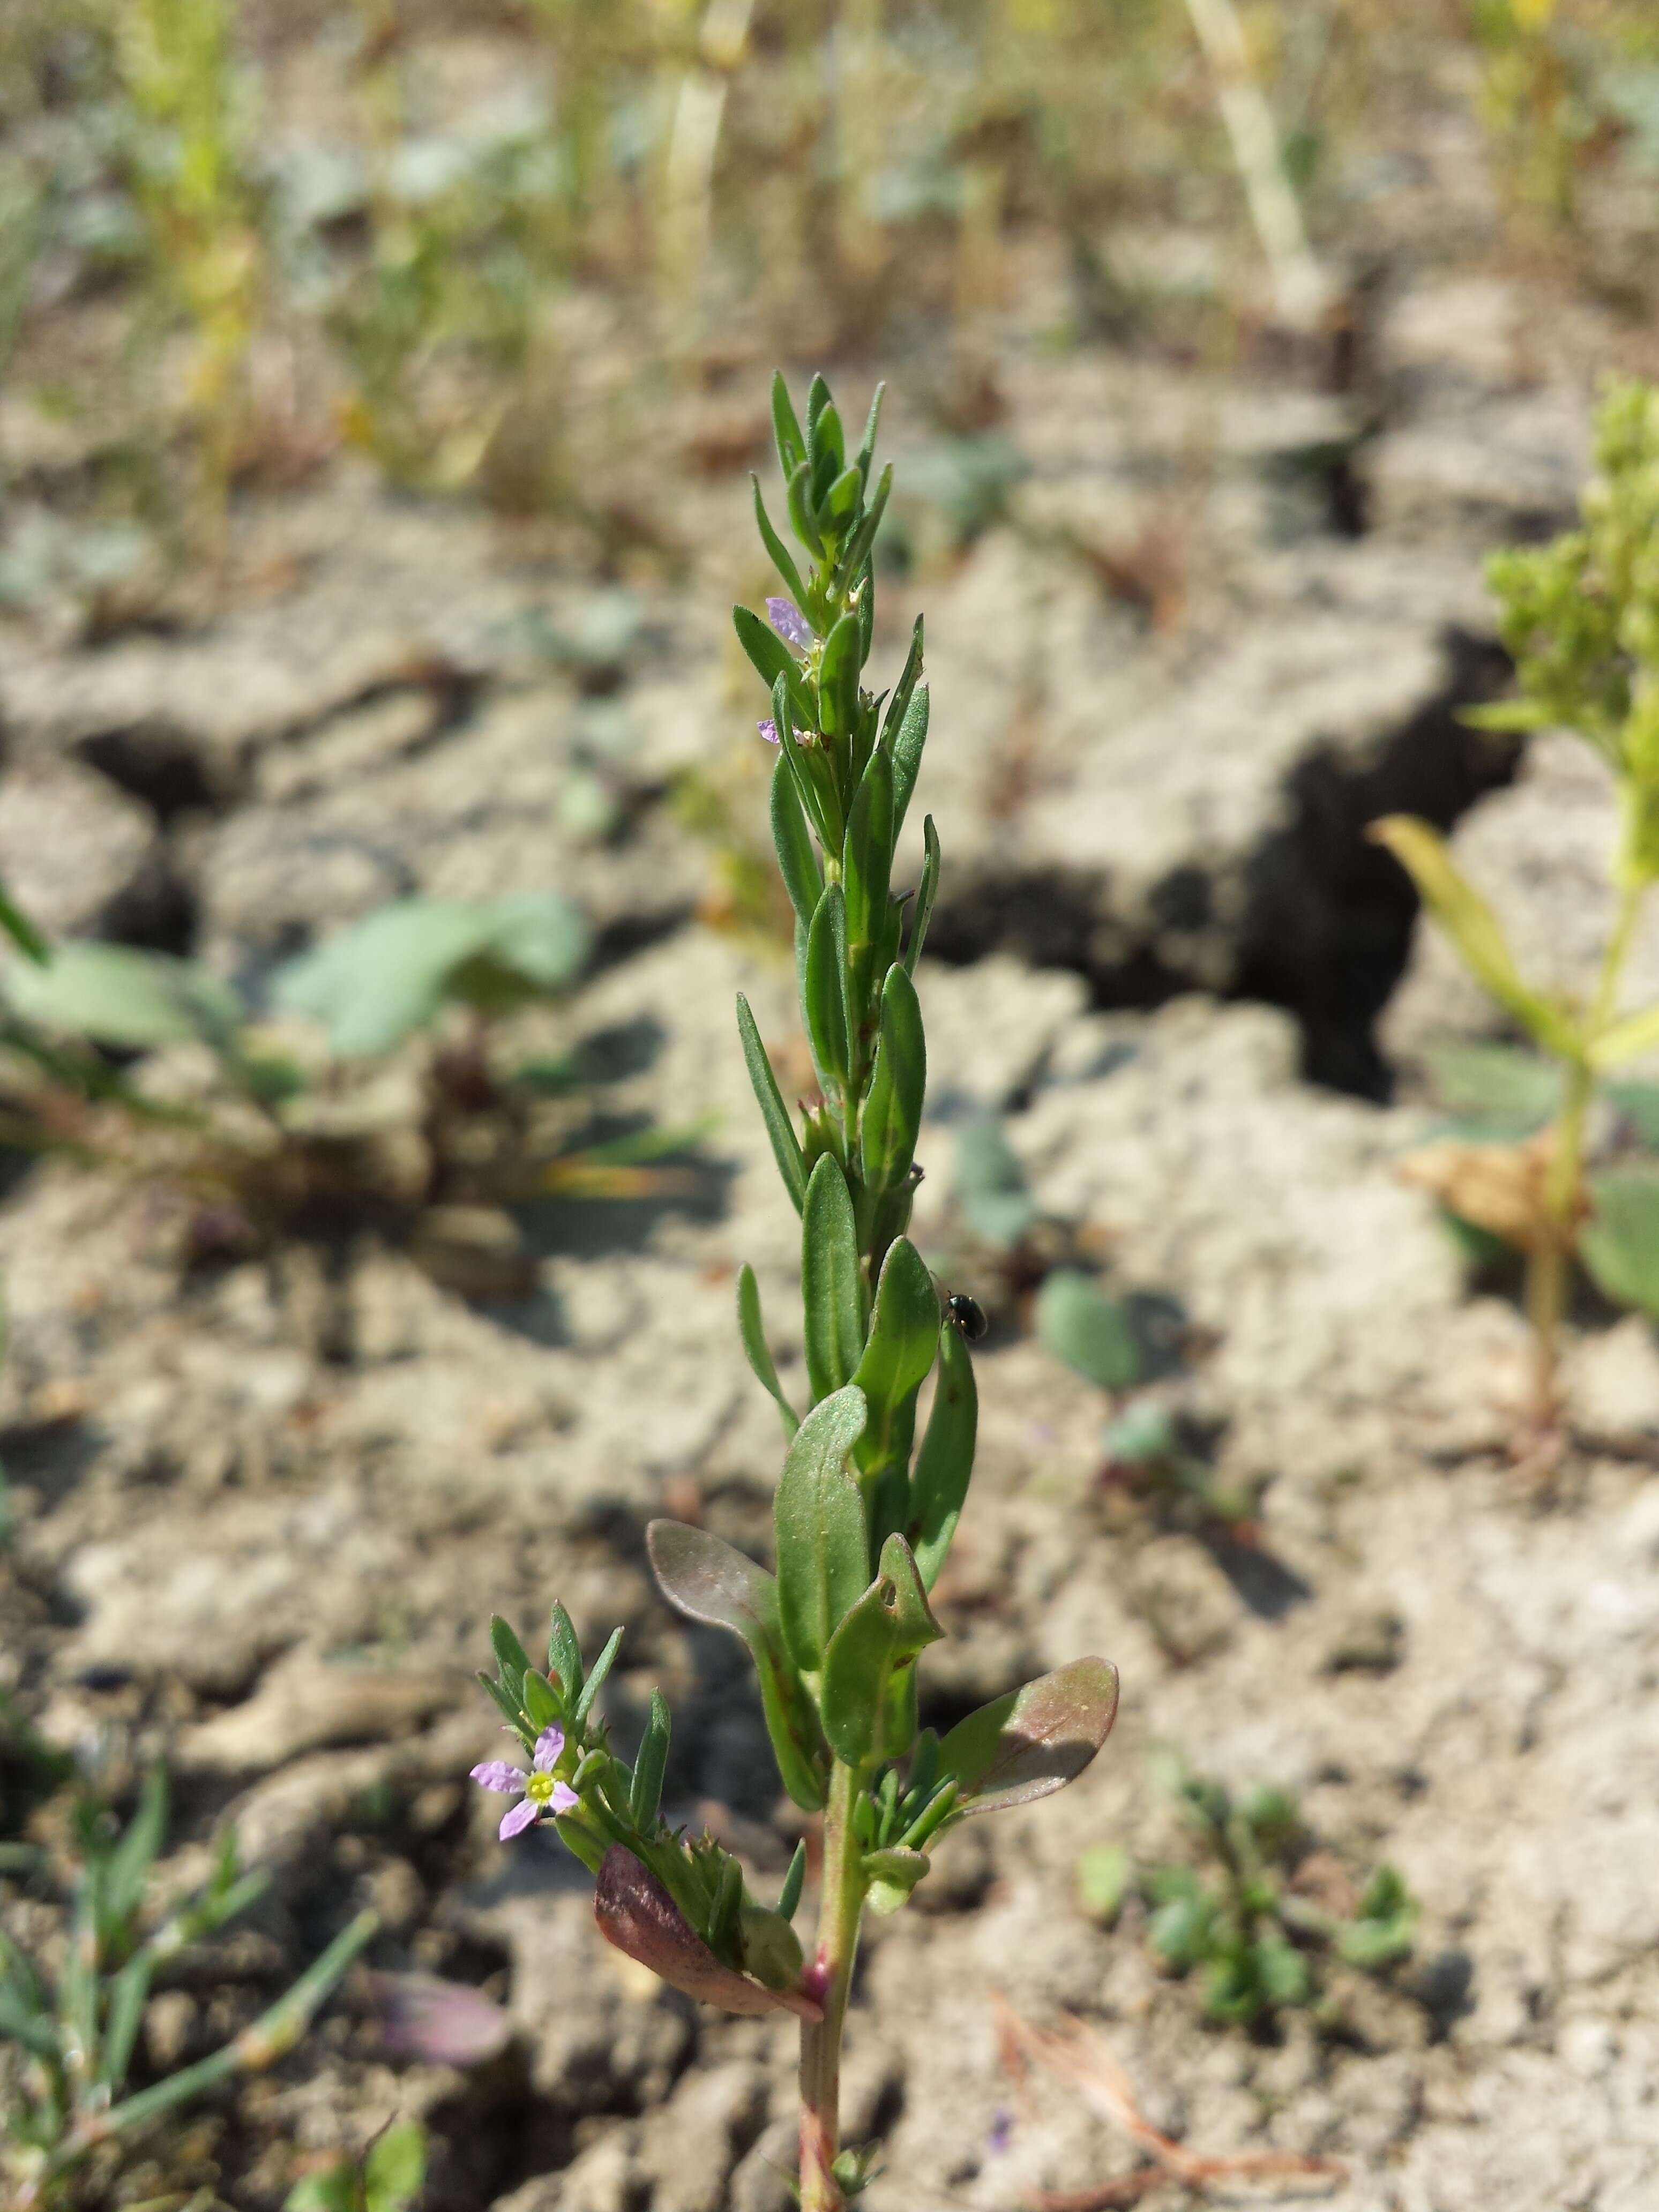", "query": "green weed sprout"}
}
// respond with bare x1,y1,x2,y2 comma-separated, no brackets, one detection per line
1374,378,1659,1438
114,0,265,538
285,2120,426,2212
1,1770,375,2210
1079,1758,1417,2031
474,373,1121,2210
